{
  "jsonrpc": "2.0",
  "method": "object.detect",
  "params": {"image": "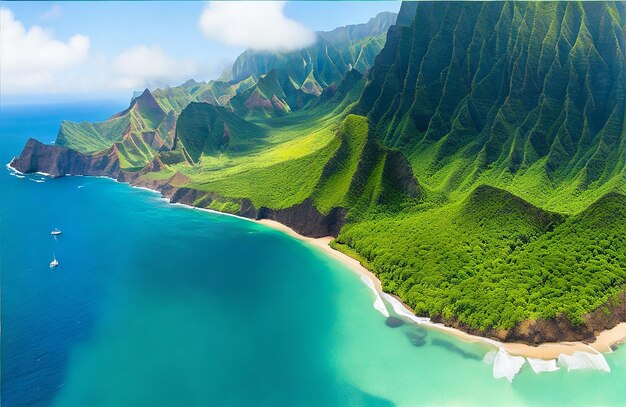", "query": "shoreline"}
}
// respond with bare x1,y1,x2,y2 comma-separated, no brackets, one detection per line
255,219,626,360
8,163,626,359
